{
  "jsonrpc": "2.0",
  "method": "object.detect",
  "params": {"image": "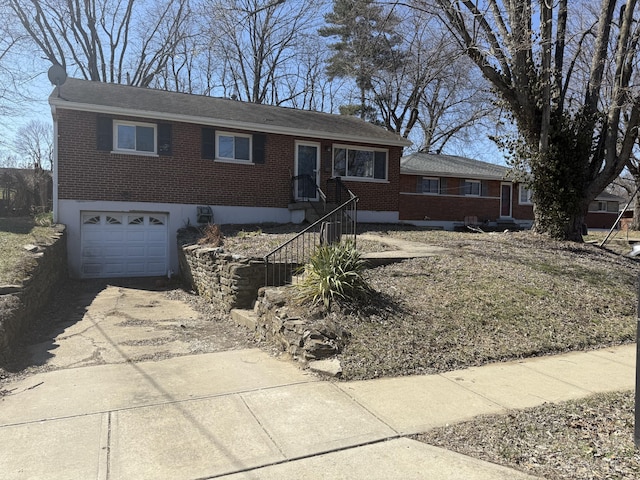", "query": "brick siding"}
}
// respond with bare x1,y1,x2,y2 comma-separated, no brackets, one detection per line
399,173,534,222
56,109,402,213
